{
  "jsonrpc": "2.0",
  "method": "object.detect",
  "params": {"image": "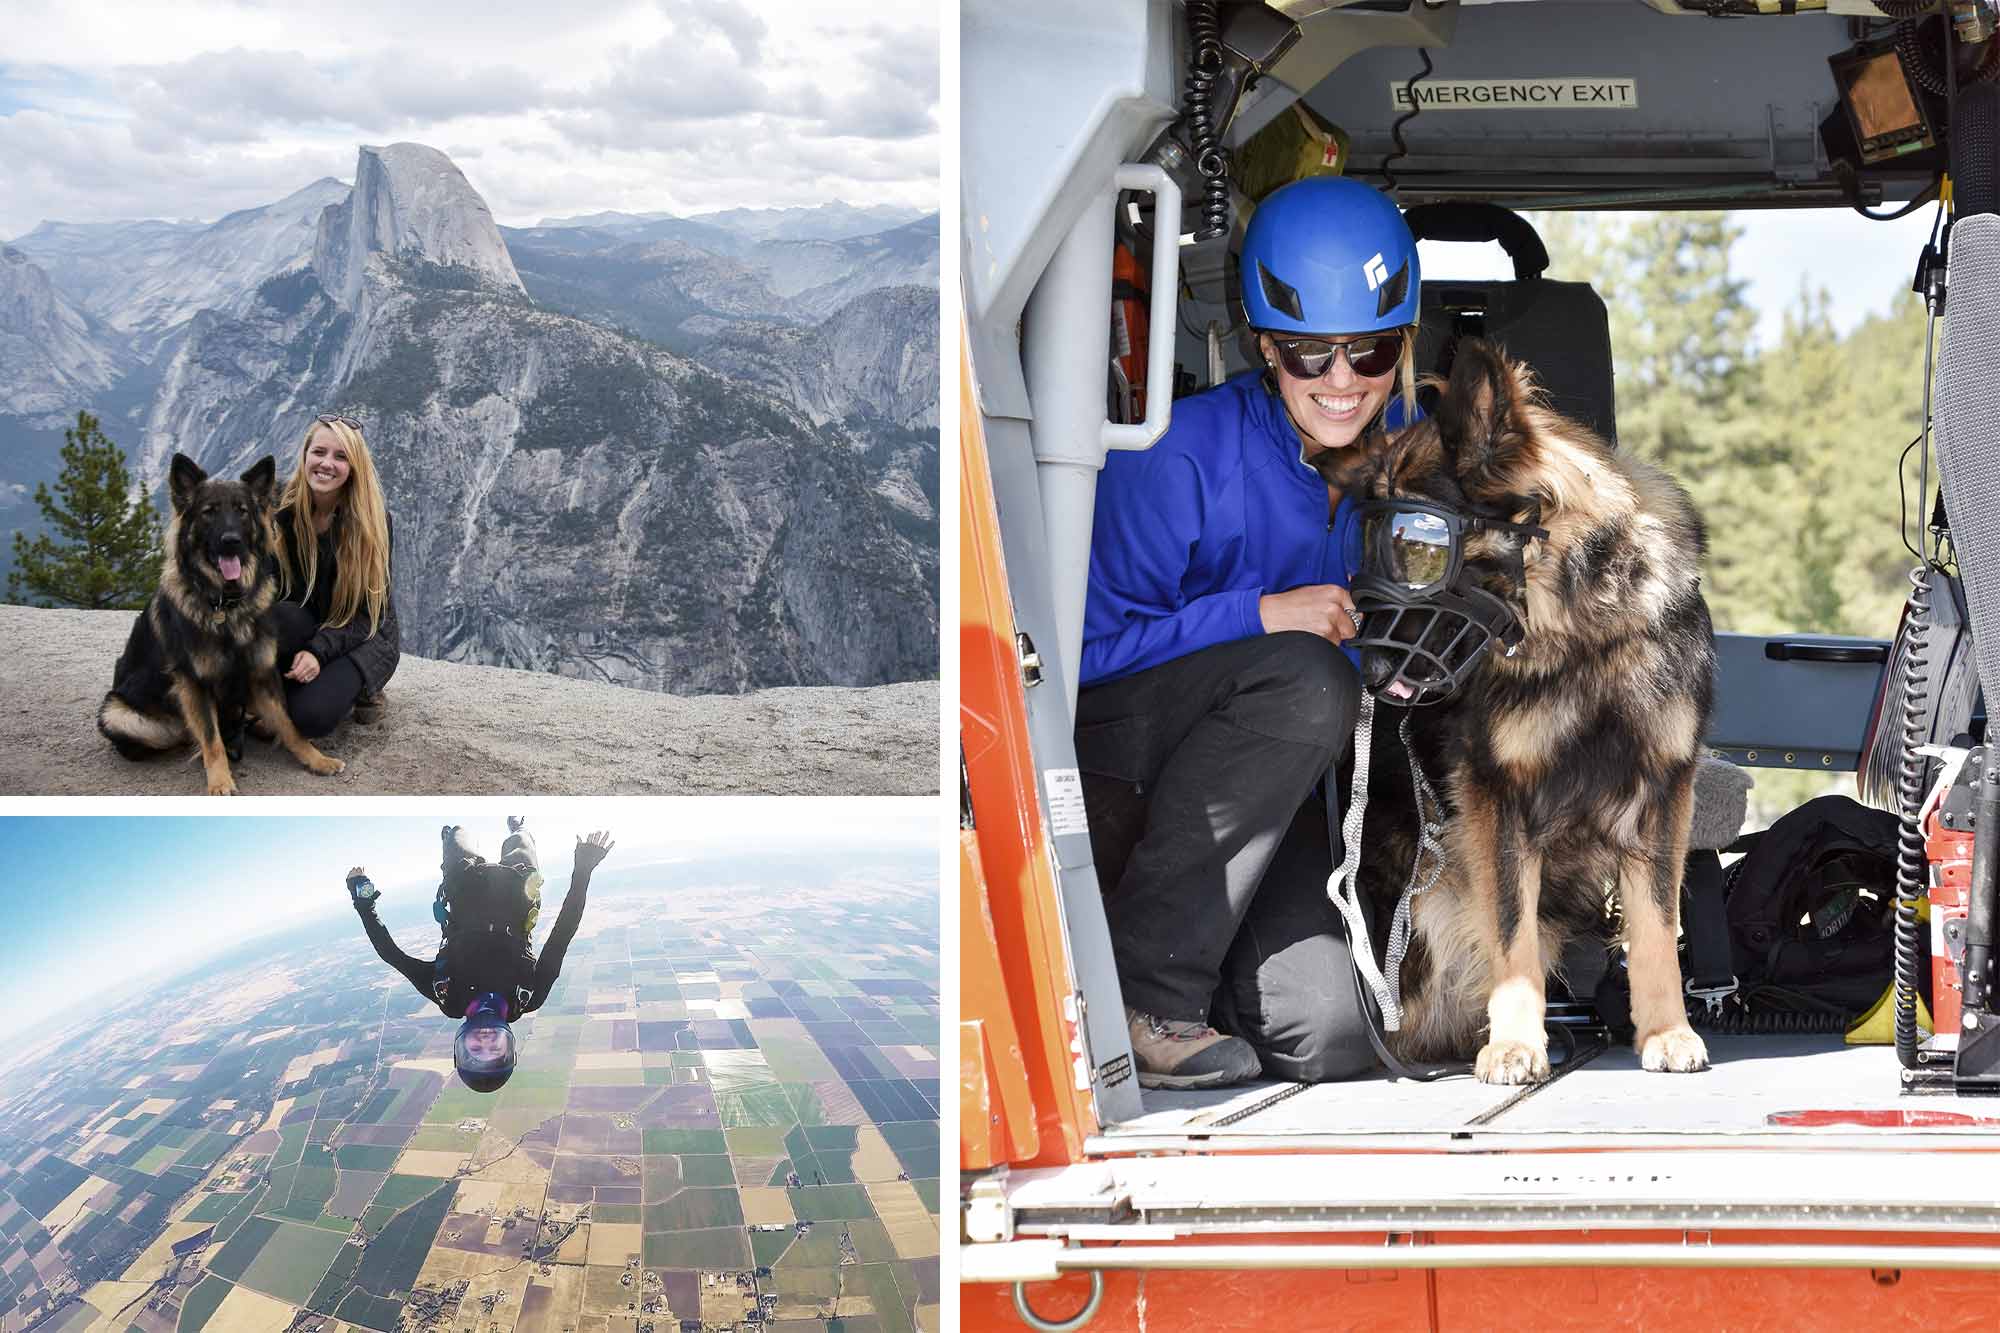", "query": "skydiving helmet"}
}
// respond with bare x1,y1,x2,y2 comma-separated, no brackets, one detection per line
1347,498,1547,707
453,991,519,1093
